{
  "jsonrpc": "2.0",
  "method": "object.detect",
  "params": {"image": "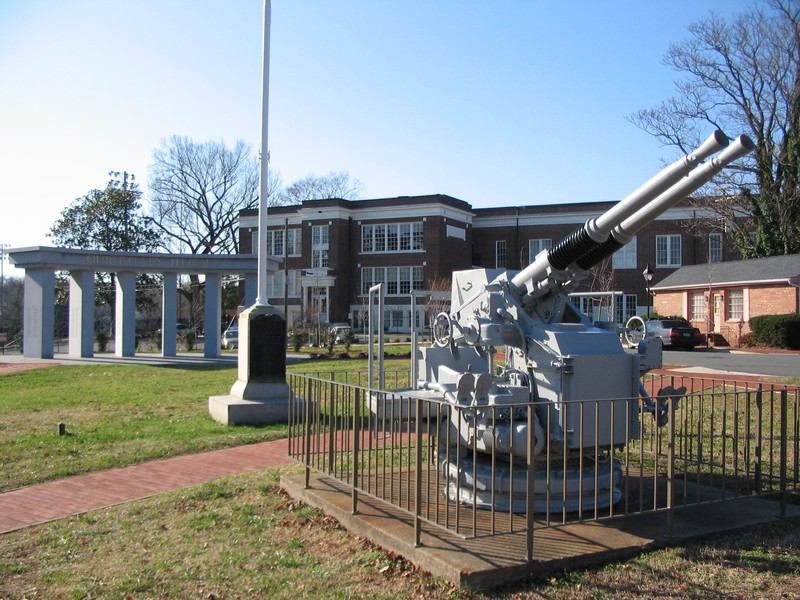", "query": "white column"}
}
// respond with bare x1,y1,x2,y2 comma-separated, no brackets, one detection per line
115,271,137,357
161,273,177,357
23,269,55,358
204,273,222,358
68,270,95,358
